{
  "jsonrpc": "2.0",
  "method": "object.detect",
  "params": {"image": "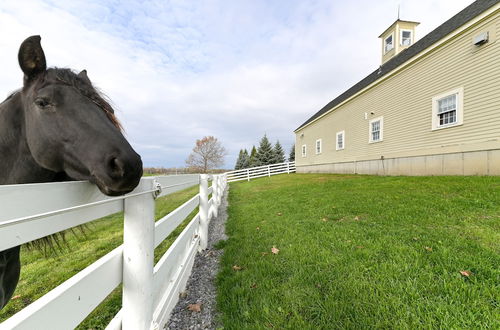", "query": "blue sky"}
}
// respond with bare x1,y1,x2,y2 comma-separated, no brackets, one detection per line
0,0,474,168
